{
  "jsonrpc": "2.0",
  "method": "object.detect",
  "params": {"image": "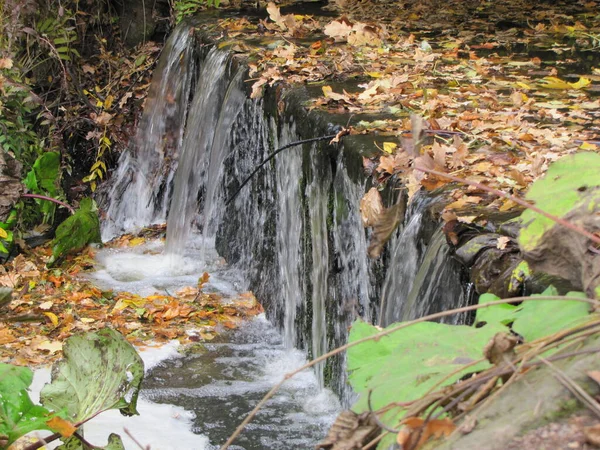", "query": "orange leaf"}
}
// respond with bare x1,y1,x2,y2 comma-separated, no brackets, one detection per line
397,417,456,449
46,416,77,437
